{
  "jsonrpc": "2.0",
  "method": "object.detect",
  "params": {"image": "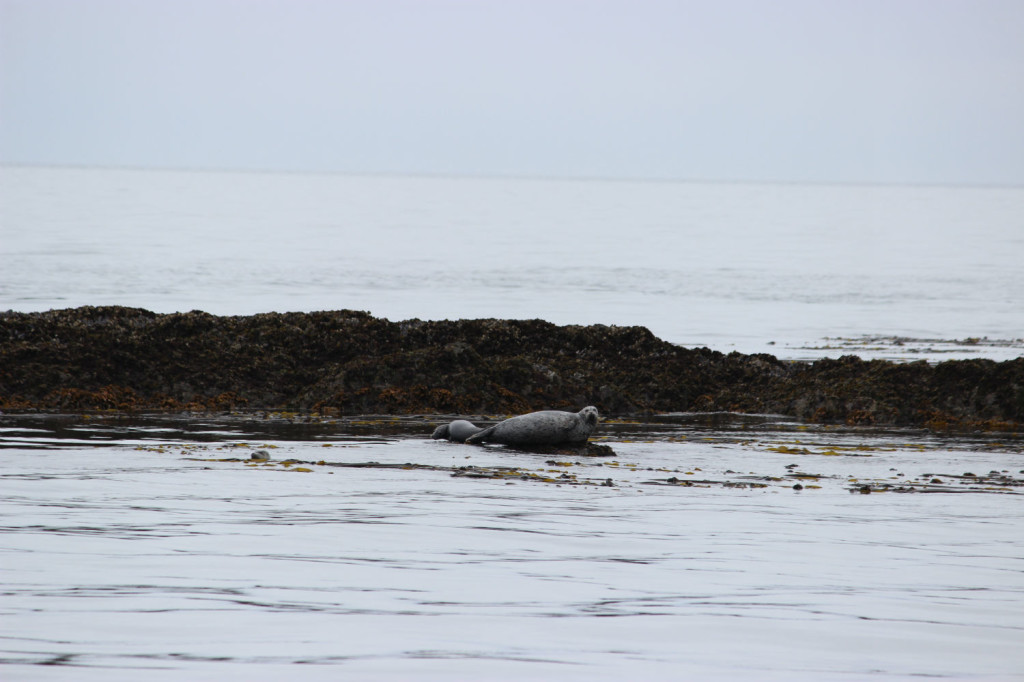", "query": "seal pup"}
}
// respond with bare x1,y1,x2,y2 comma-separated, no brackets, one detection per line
465,406,599,446
431,419,484,443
